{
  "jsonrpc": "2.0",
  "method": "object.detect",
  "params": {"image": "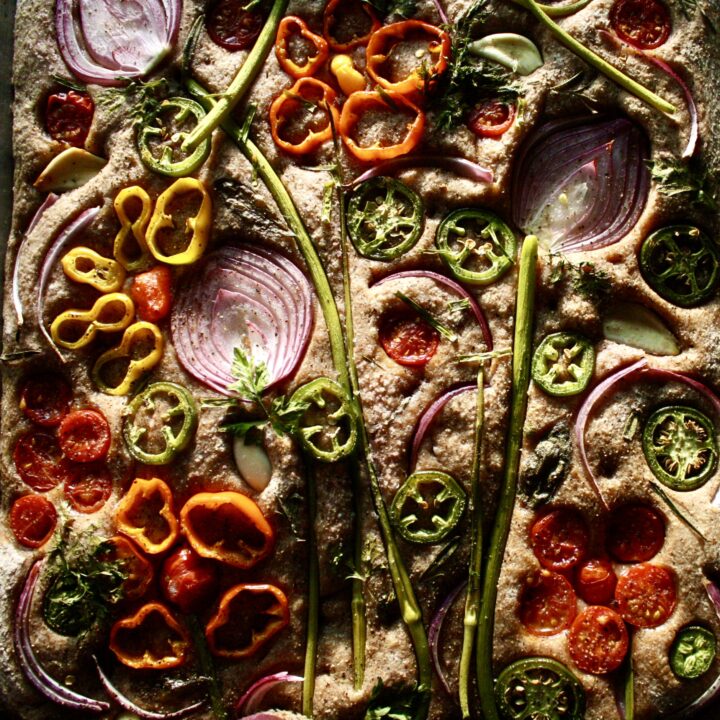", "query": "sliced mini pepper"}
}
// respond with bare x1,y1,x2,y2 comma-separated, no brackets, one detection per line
180,491,274,569
116,477,180,555
269,77,340,157
366,20,452,96
323,0,381,52
275,16,329,79
61,247,126,292
339,90,425,162
330,54,366,96
110,602,190,670
113,185,153,273
92,321,164,396
50,292,135,350
146,178,212,266
205,583,289,659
